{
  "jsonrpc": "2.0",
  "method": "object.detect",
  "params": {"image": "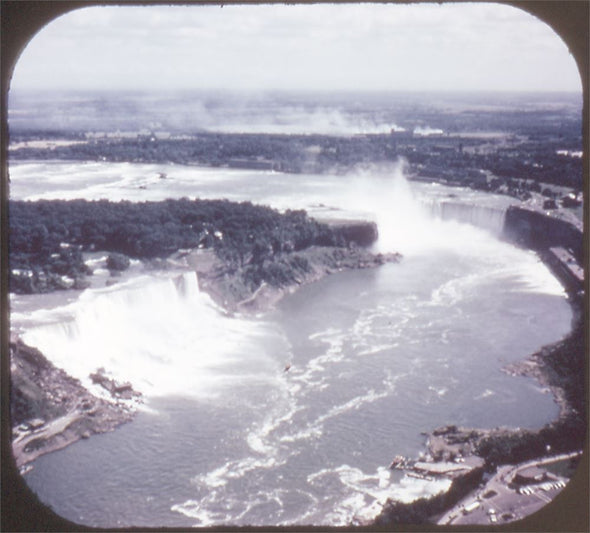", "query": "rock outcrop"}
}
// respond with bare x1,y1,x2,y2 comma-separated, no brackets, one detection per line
10,339,139,468
193,245,402,314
